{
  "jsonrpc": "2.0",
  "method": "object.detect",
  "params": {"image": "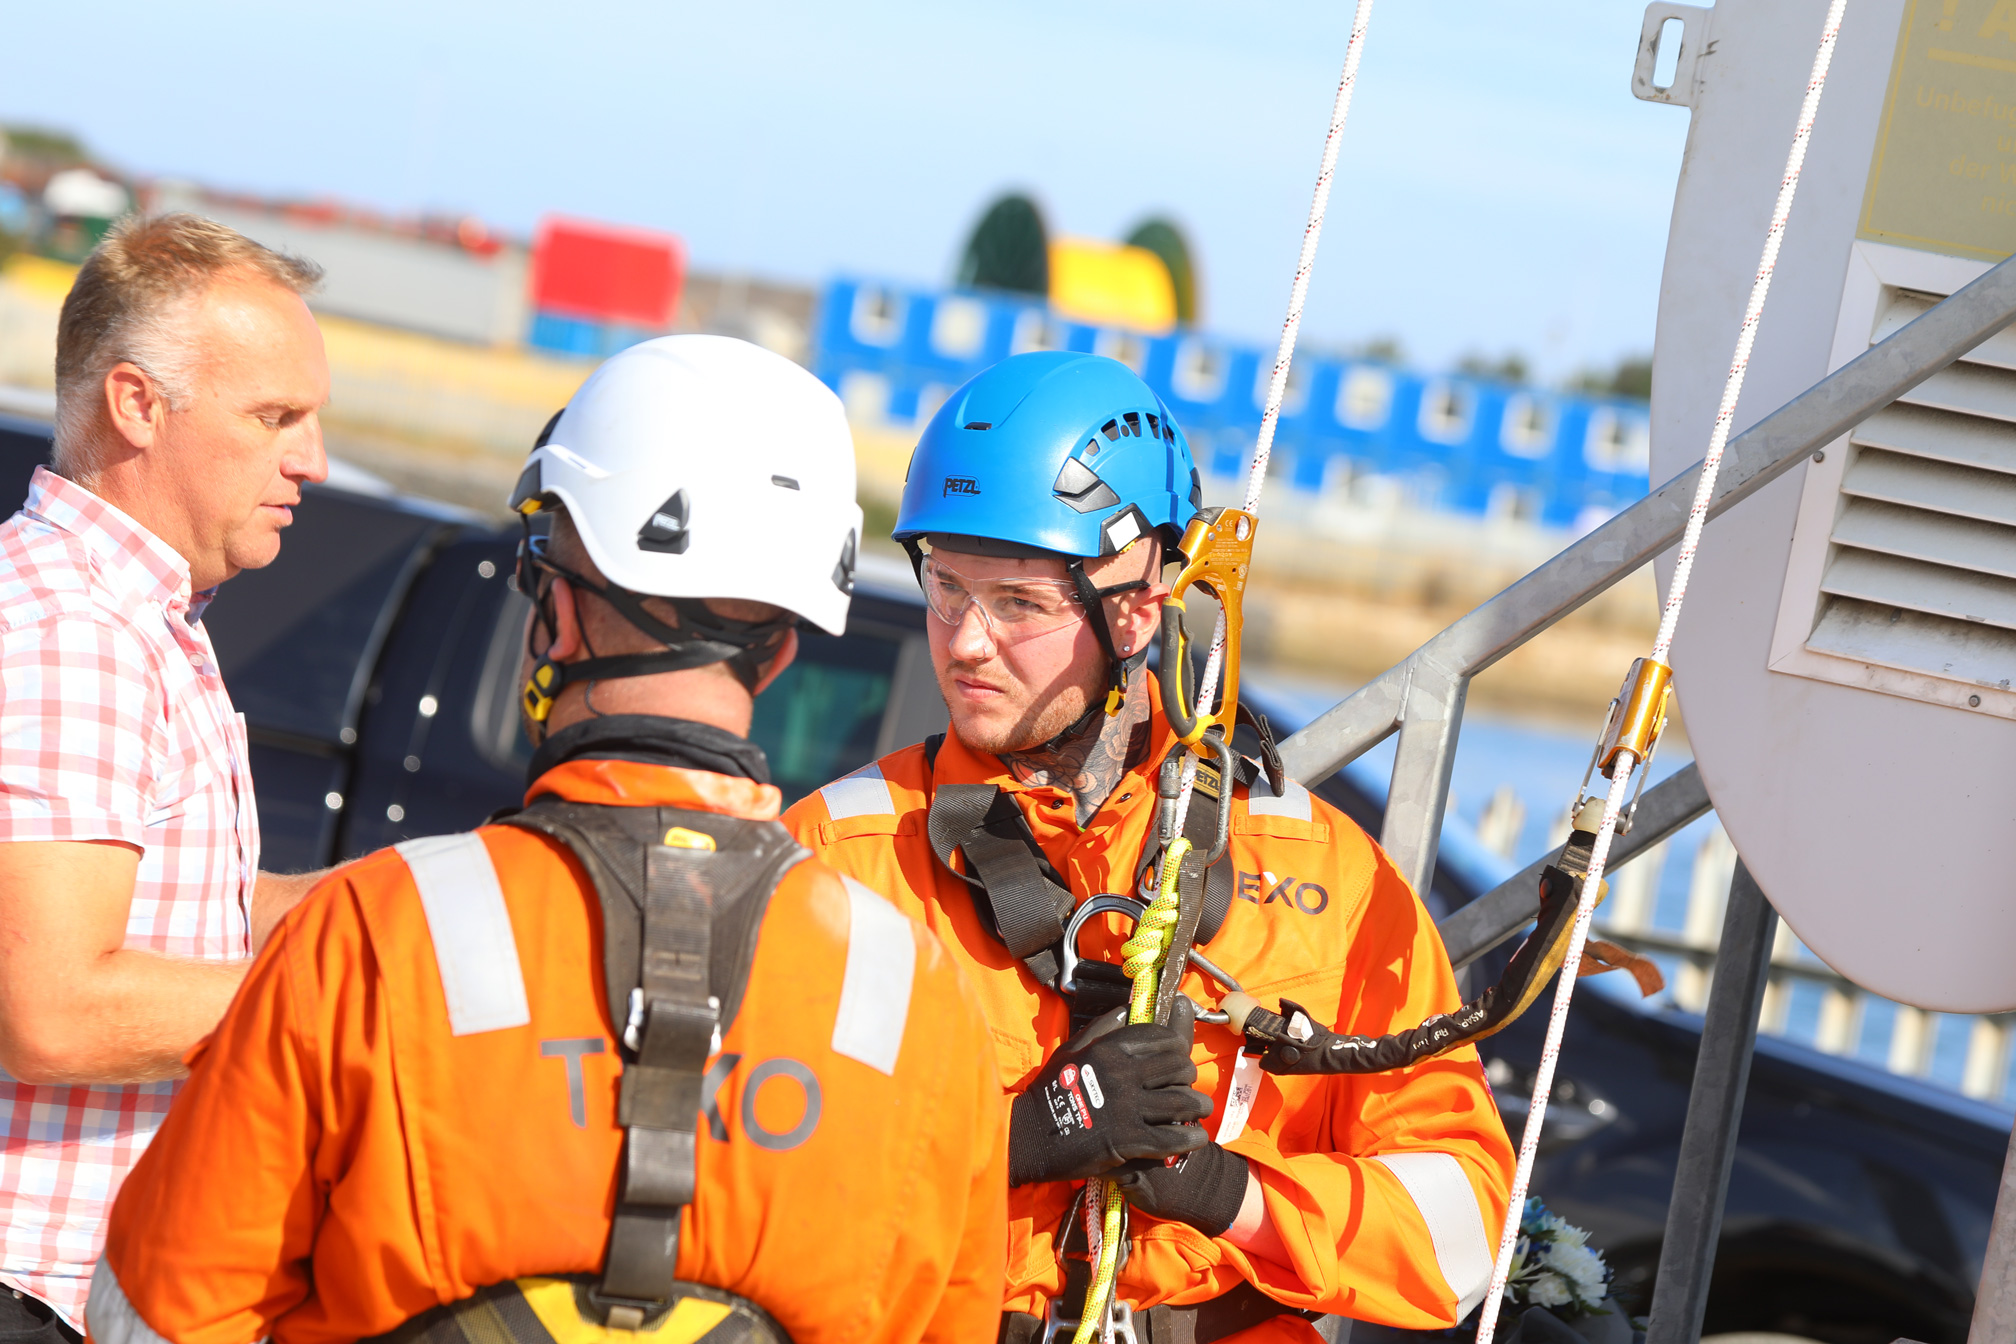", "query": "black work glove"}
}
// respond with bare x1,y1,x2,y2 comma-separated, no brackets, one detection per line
1111,1141,1252,1237
1009,1003,1211,1187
